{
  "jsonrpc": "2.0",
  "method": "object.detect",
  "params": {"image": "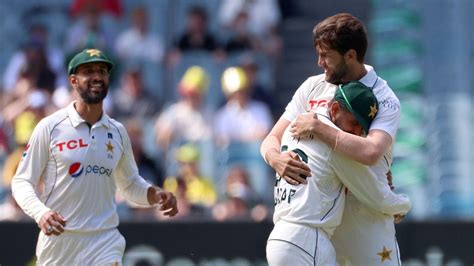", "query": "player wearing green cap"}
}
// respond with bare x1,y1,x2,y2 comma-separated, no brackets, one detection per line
266,81,410,266
12,48,178,265
262,13,408,265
